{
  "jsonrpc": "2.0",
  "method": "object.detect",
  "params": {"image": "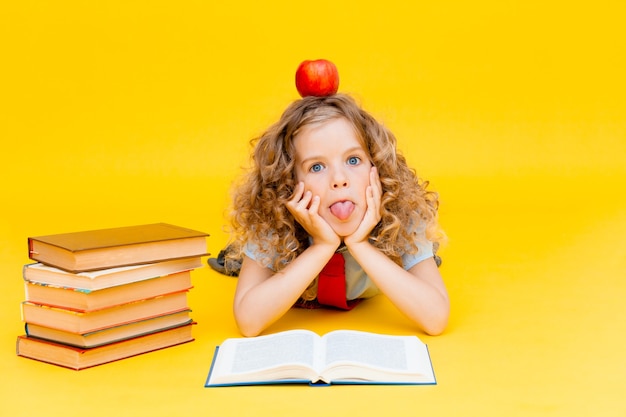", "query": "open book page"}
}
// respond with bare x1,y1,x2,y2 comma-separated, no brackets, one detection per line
206,329,323,385
319,330,436,383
